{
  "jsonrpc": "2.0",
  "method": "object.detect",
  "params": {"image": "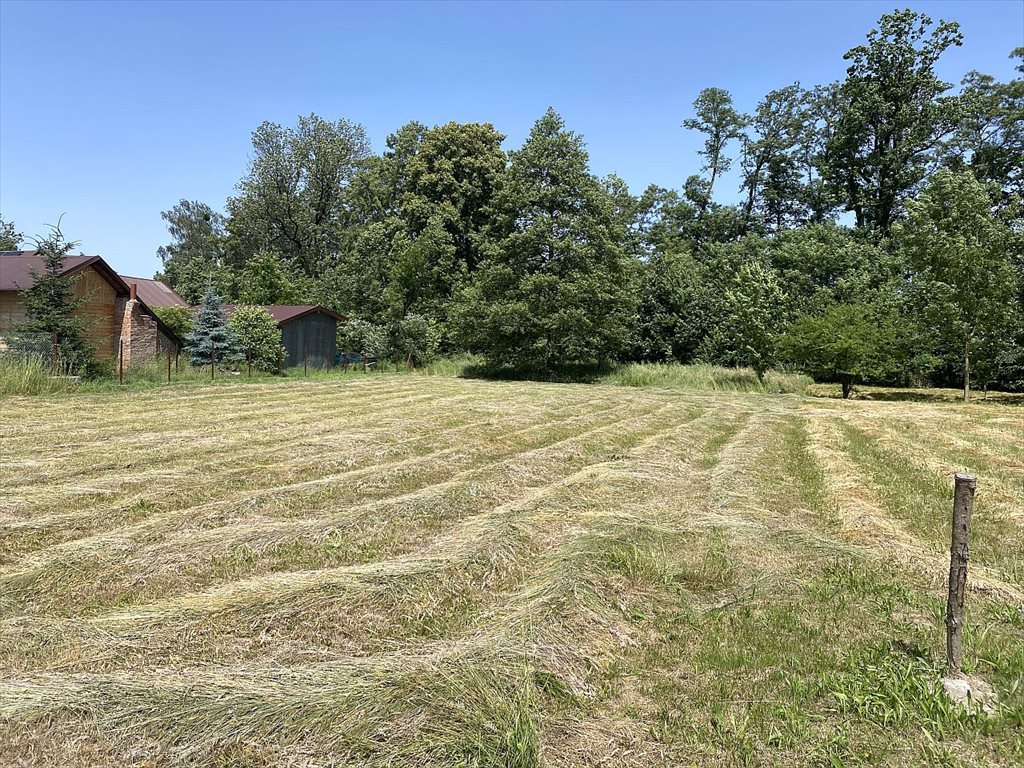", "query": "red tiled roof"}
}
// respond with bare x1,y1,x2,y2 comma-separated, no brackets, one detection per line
119,275,189,308
221,305,345,325
0,251,103,291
